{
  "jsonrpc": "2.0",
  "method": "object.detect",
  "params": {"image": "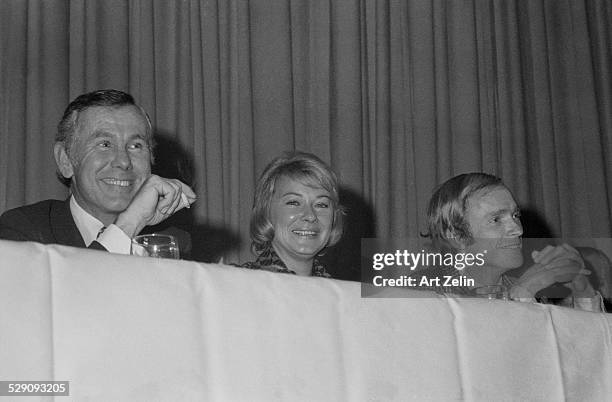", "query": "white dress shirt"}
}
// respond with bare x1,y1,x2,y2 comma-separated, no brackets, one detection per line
69,196,132,255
